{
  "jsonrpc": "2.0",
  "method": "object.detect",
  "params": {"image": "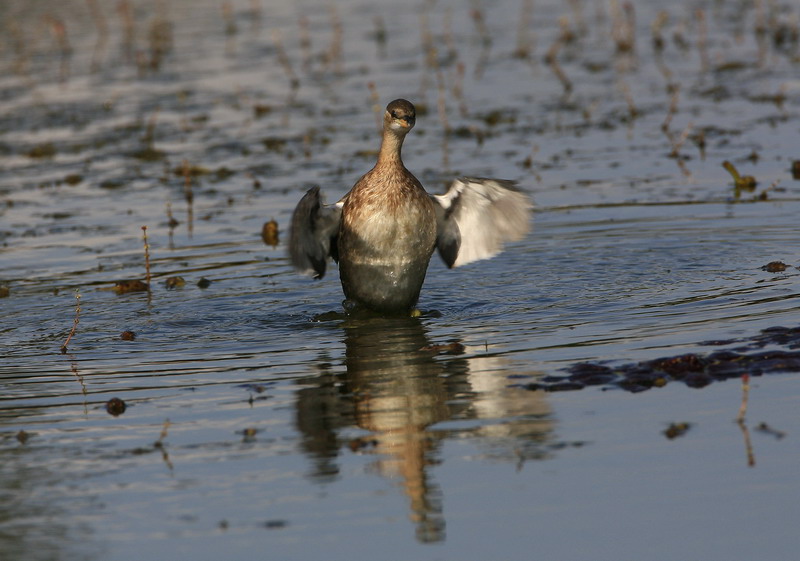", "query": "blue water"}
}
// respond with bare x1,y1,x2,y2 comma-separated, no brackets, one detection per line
2,0,800,559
